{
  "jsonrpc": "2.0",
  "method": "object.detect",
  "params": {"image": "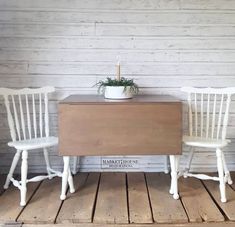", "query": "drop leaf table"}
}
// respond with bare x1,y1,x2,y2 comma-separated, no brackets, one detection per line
58,95,182,200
